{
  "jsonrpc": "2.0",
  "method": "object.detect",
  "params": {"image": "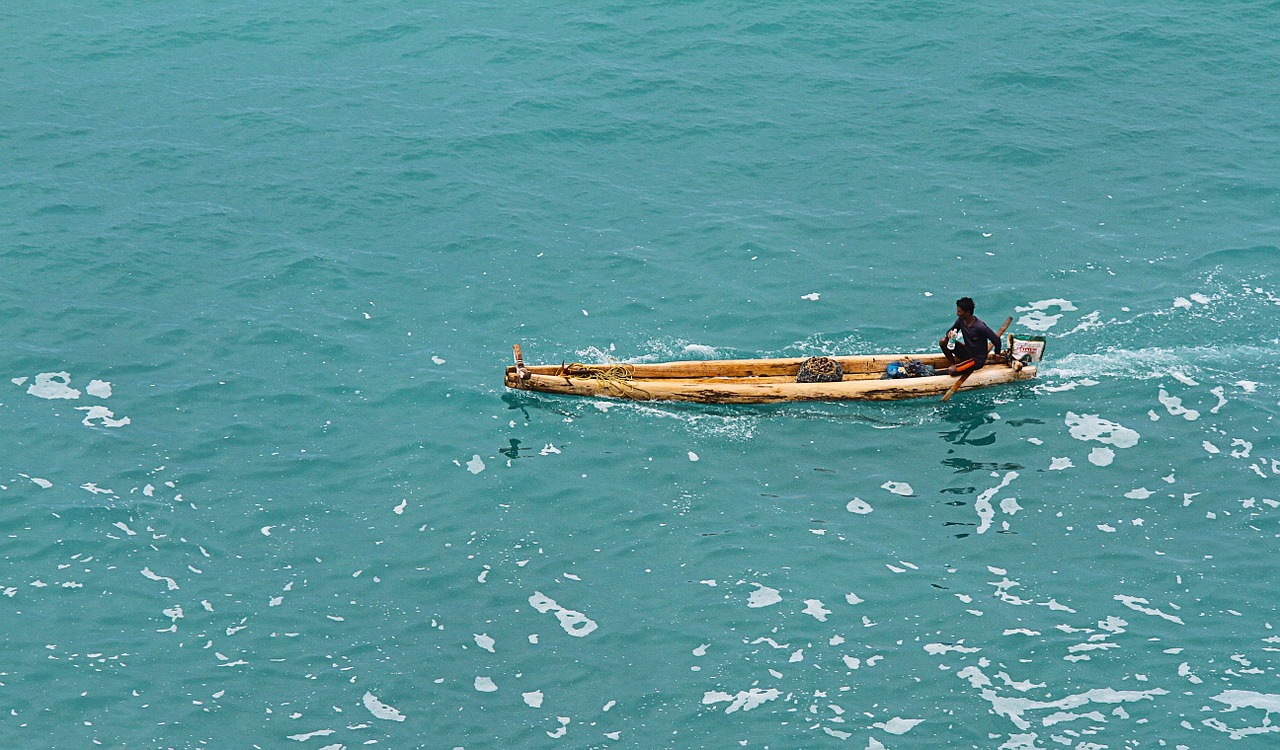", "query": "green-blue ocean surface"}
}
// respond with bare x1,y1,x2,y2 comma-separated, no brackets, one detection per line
3,2,1279,747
